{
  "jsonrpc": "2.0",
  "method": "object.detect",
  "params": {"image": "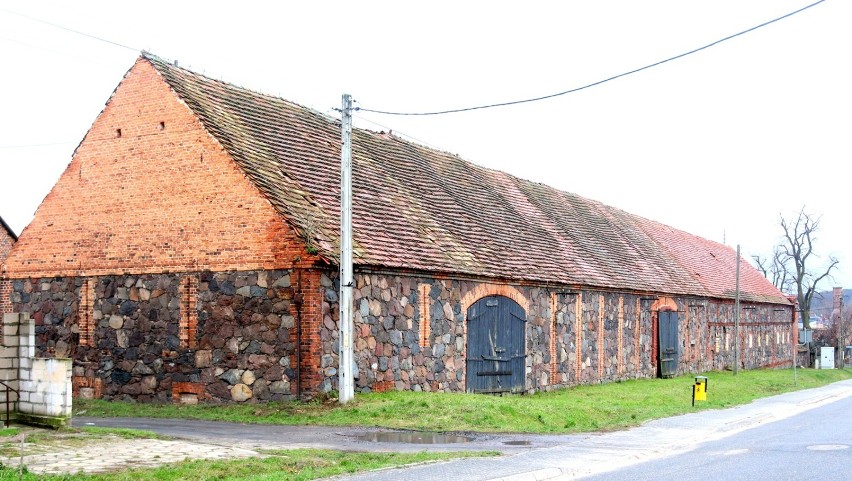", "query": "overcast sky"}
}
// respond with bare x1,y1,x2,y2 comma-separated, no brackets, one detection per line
1,1,849,289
